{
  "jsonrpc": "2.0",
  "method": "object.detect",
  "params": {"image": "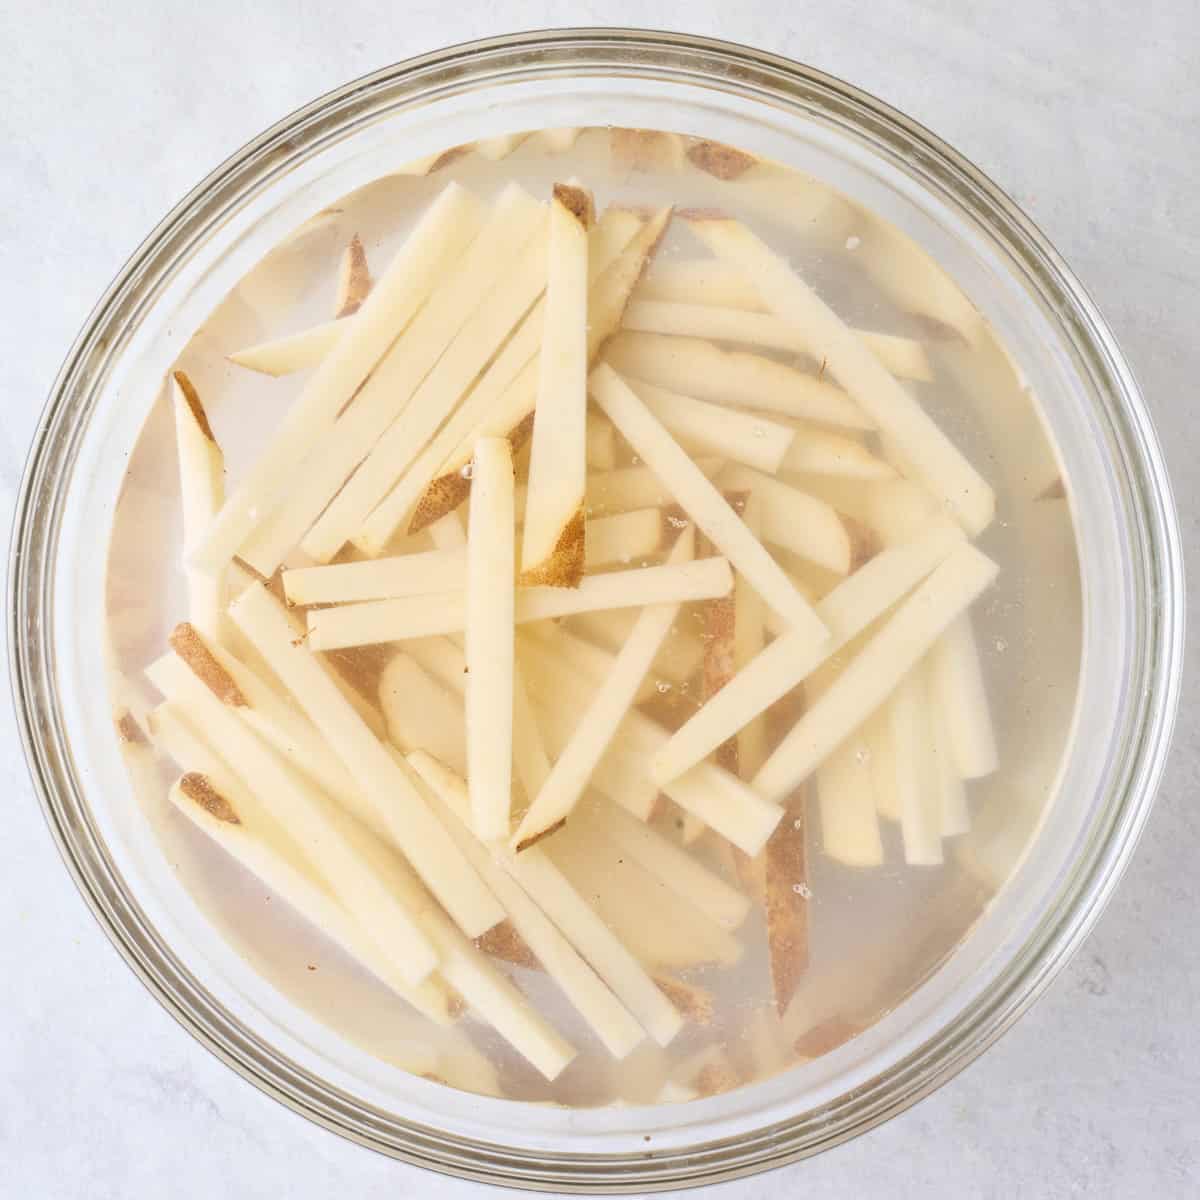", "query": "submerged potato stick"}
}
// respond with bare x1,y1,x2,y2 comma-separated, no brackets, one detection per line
590,364,828,644
466,438,516,841
192,182,483,574
520,183,594,585
229,319,341,377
